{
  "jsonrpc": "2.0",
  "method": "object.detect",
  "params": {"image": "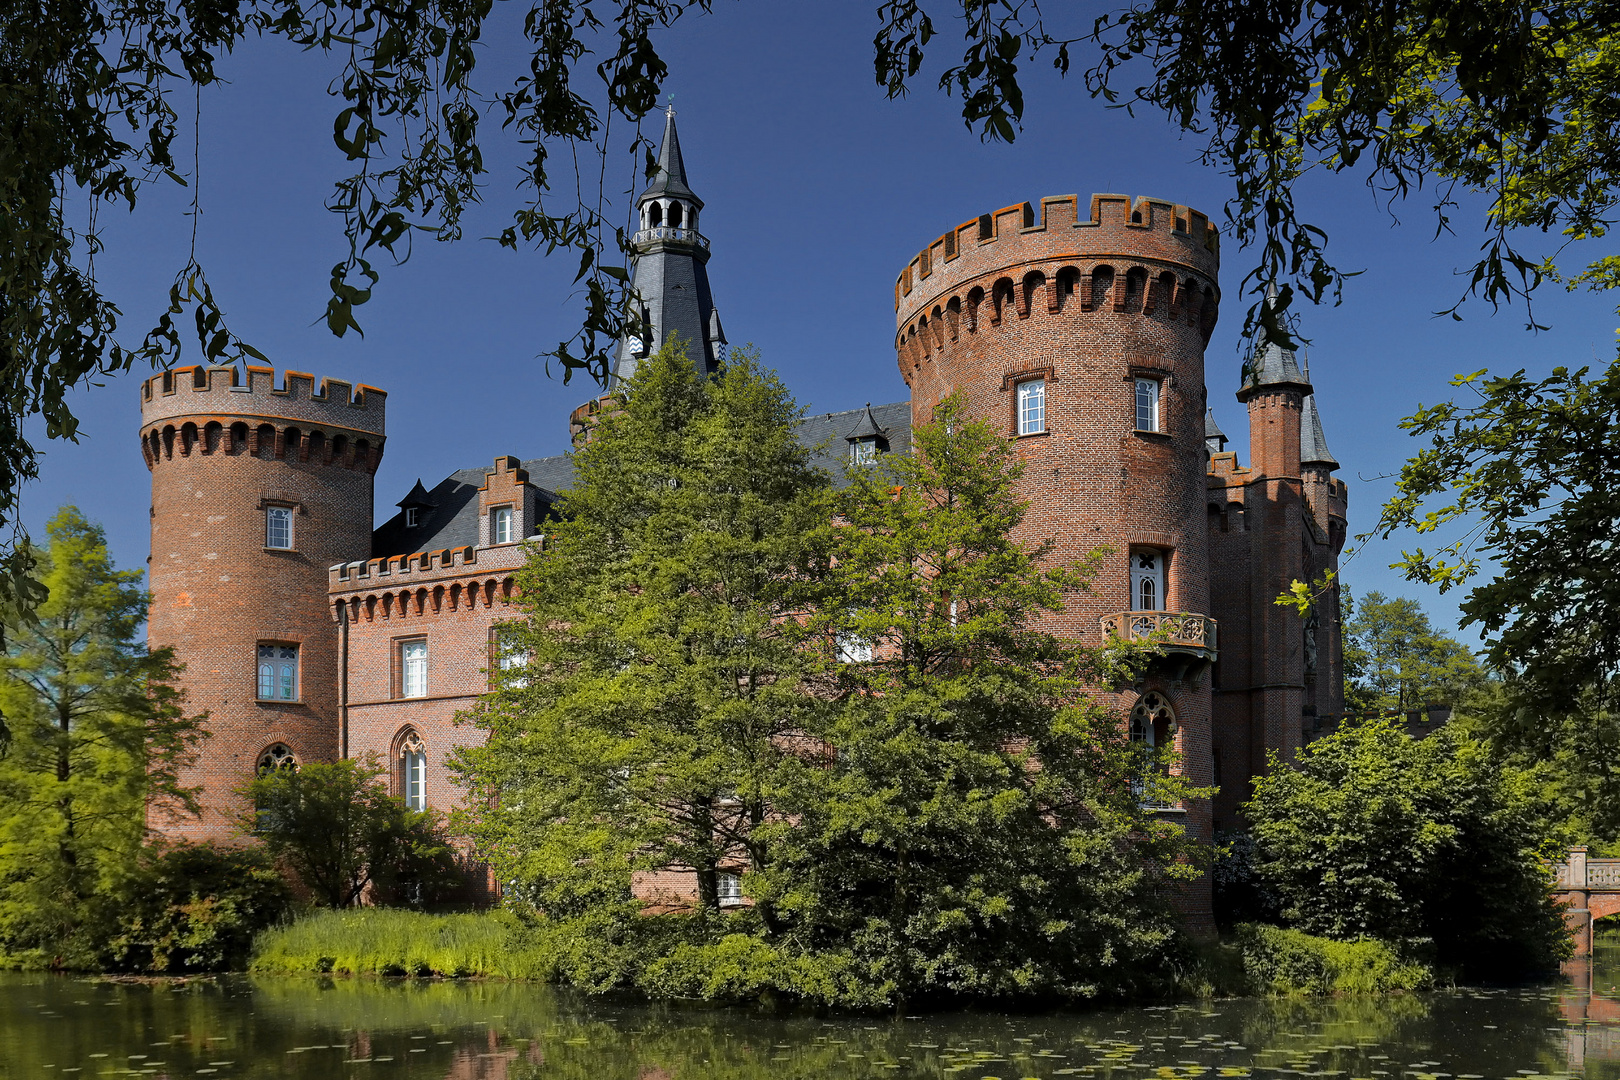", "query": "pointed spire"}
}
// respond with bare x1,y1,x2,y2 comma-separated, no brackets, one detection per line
845,403,888,442
1204,408,1229,454
1237,284,1313,402
1299,393,1339,470
640,104,702,208
396,479,436,509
